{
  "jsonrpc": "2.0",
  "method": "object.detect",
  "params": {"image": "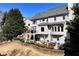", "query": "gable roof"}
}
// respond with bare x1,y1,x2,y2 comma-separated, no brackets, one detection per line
31,5,68,20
